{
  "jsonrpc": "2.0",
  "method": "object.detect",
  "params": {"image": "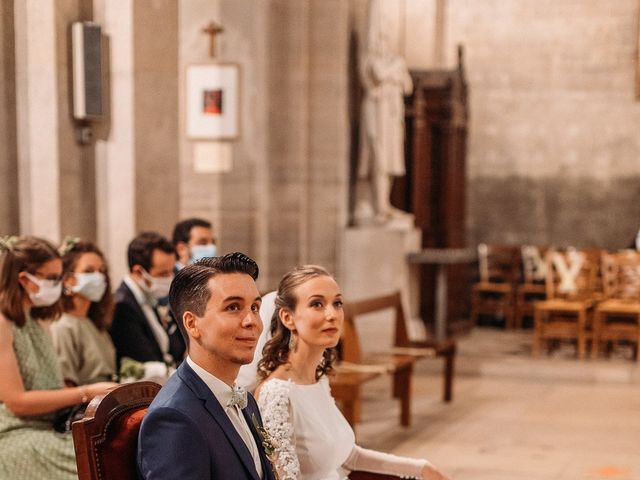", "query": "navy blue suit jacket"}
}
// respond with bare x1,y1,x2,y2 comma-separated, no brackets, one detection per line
109,281,185,367
137,361,275,480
